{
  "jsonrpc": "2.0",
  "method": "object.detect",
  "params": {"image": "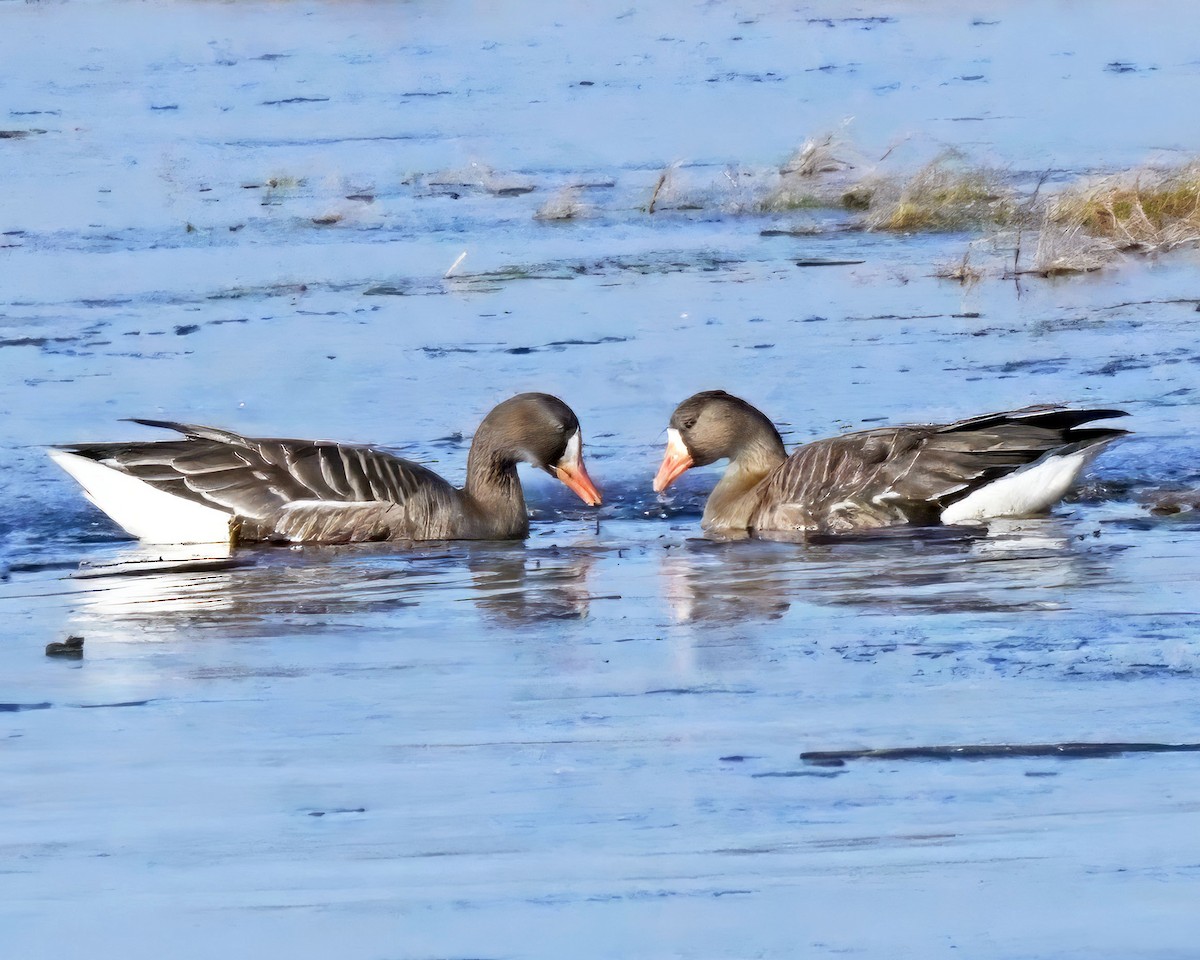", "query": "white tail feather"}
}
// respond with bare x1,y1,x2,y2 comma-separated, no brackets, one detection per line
49,449,232,544
940,444,1107,525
